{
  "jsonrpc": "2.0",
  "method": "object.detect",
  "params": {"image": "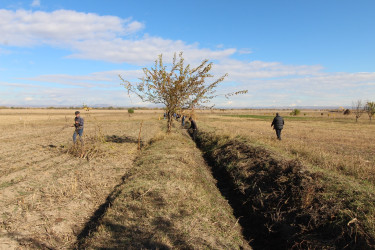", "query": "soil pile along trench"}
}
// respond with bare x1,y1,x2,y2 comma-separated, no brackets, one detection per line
79,131,251,249
193,129,374,249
